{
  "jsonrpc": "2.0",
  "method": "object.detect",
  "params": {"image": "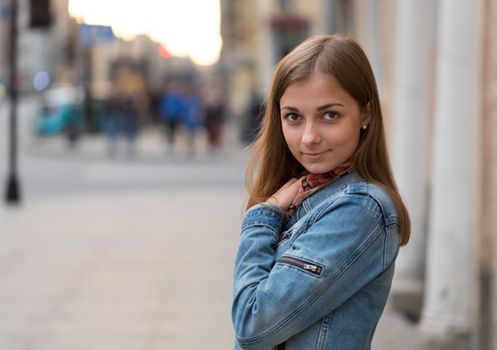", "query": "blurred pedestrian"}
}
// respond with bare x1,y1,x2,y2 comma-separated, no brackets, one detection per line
104,67,139,157
183,84,203,157
242,91,265,144
105,91,137,156
158,80,186,155
203,83,225,151
232,35,411,349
